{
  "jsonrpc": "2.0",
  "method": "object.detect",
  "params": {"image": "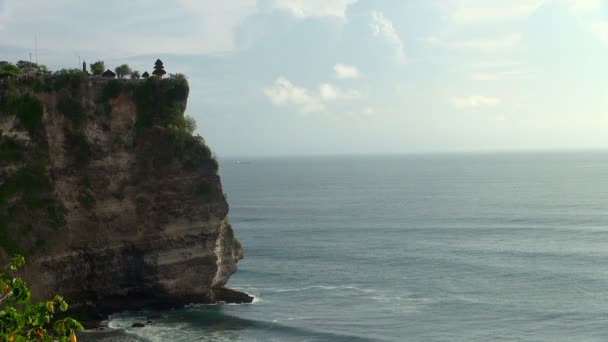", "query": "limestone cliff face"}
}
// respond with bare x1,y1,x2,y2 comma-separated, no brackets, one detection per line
0,74,247,320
